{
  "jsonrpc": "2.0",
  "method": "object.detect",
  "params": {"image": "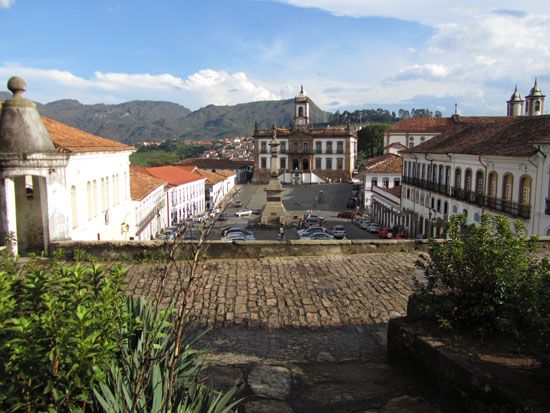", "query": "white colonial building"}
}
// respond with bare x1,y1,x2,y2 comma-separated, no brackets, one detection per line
179,167,236,210
41,118,136,241
0,76,136,254
253,86,358,184
129,166,167,241
362,154,402,211
401,113,550,237
138,166,206,227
